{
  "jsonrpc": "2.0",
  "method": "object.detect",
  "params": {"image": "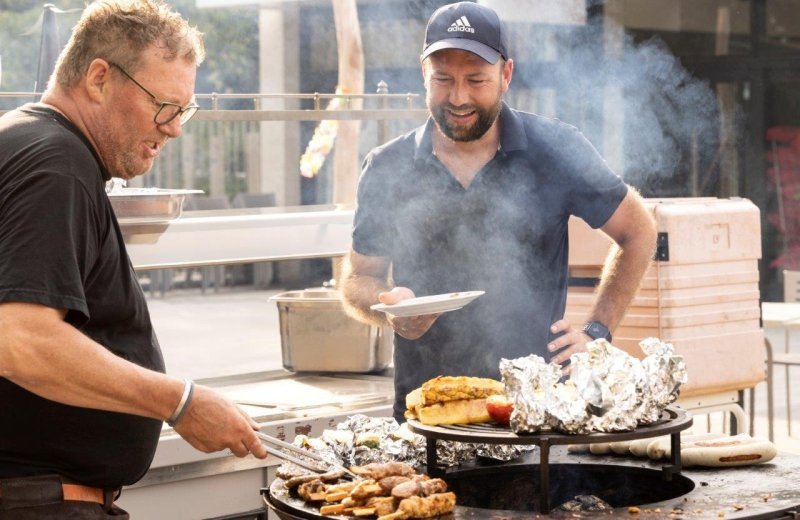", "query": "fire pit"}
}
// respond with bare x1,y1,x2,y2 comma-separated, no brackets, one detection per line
407,406,692,512
263,405,800,519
